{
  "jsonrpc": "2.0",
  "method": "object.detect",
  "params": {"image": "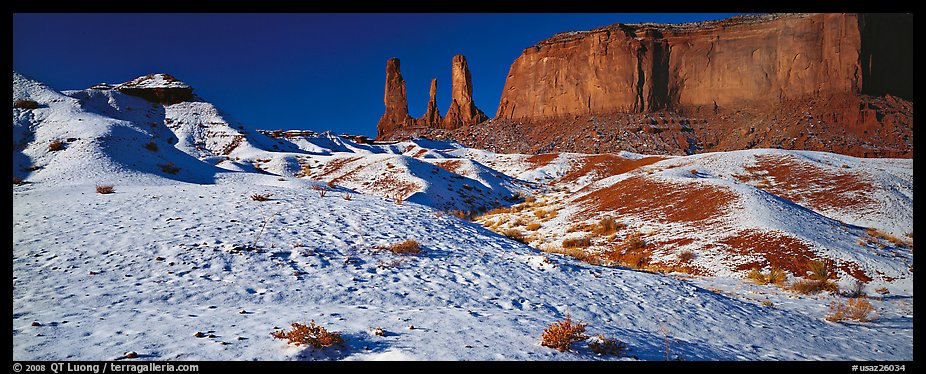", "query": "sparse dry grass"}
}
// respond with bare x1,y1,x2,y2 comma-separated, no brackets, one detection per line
158,162,181,175
144,141,159,152
271,321,344,348
95,185,115,194
826,297,878,322
587,334,628,356
48,139,65,152
386,240,422,255
504,229,528,244
790,279,839,295
747,266,787,286
250,193,272,202
865,228,909,248
677,250,696,263
526,222,542,231
562,236,592,248
311,184,329,197
14,99,39,109
449,210,471,220
341,192,353,201
593,217,625,236
540,313,588,352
